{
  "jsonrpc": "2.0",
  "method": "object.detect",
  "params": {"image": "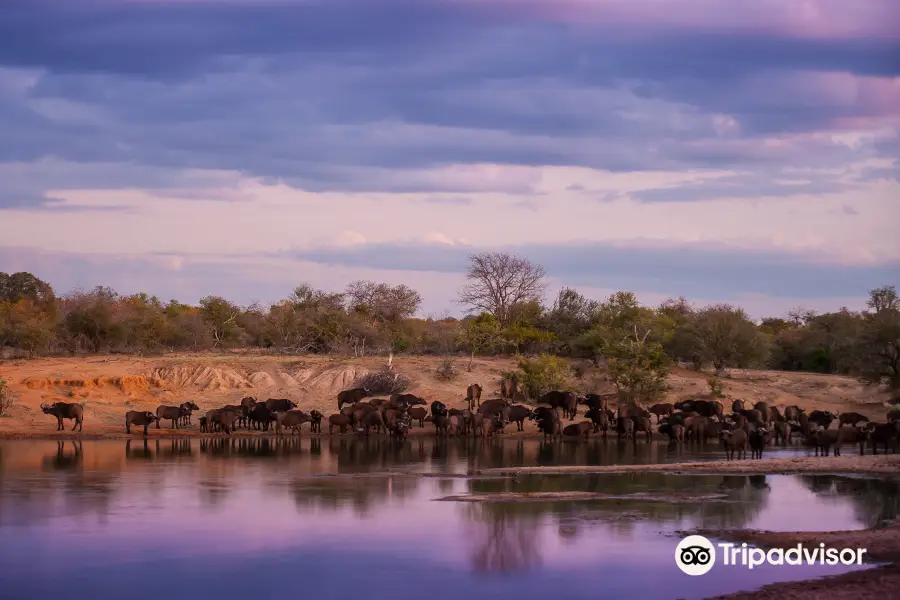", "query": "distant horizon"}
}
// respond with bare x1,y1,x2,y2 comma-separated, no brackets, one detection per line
3,264,890,324
2,0,898,321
